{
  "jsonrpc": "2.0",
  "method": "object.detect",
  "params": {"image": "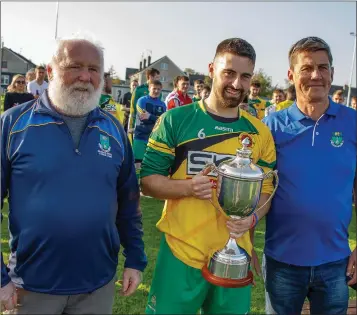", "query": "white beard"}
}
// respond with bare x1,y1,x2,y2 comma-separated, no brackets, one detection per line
48,78,104,116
